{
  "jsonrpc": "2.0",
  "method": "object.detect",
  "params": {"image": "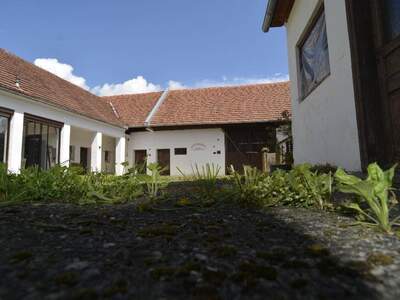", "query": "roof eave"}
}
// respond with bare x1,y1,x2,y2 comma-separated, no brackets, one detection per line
262,0,279,32
0,85,127,129
262,0,295,32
